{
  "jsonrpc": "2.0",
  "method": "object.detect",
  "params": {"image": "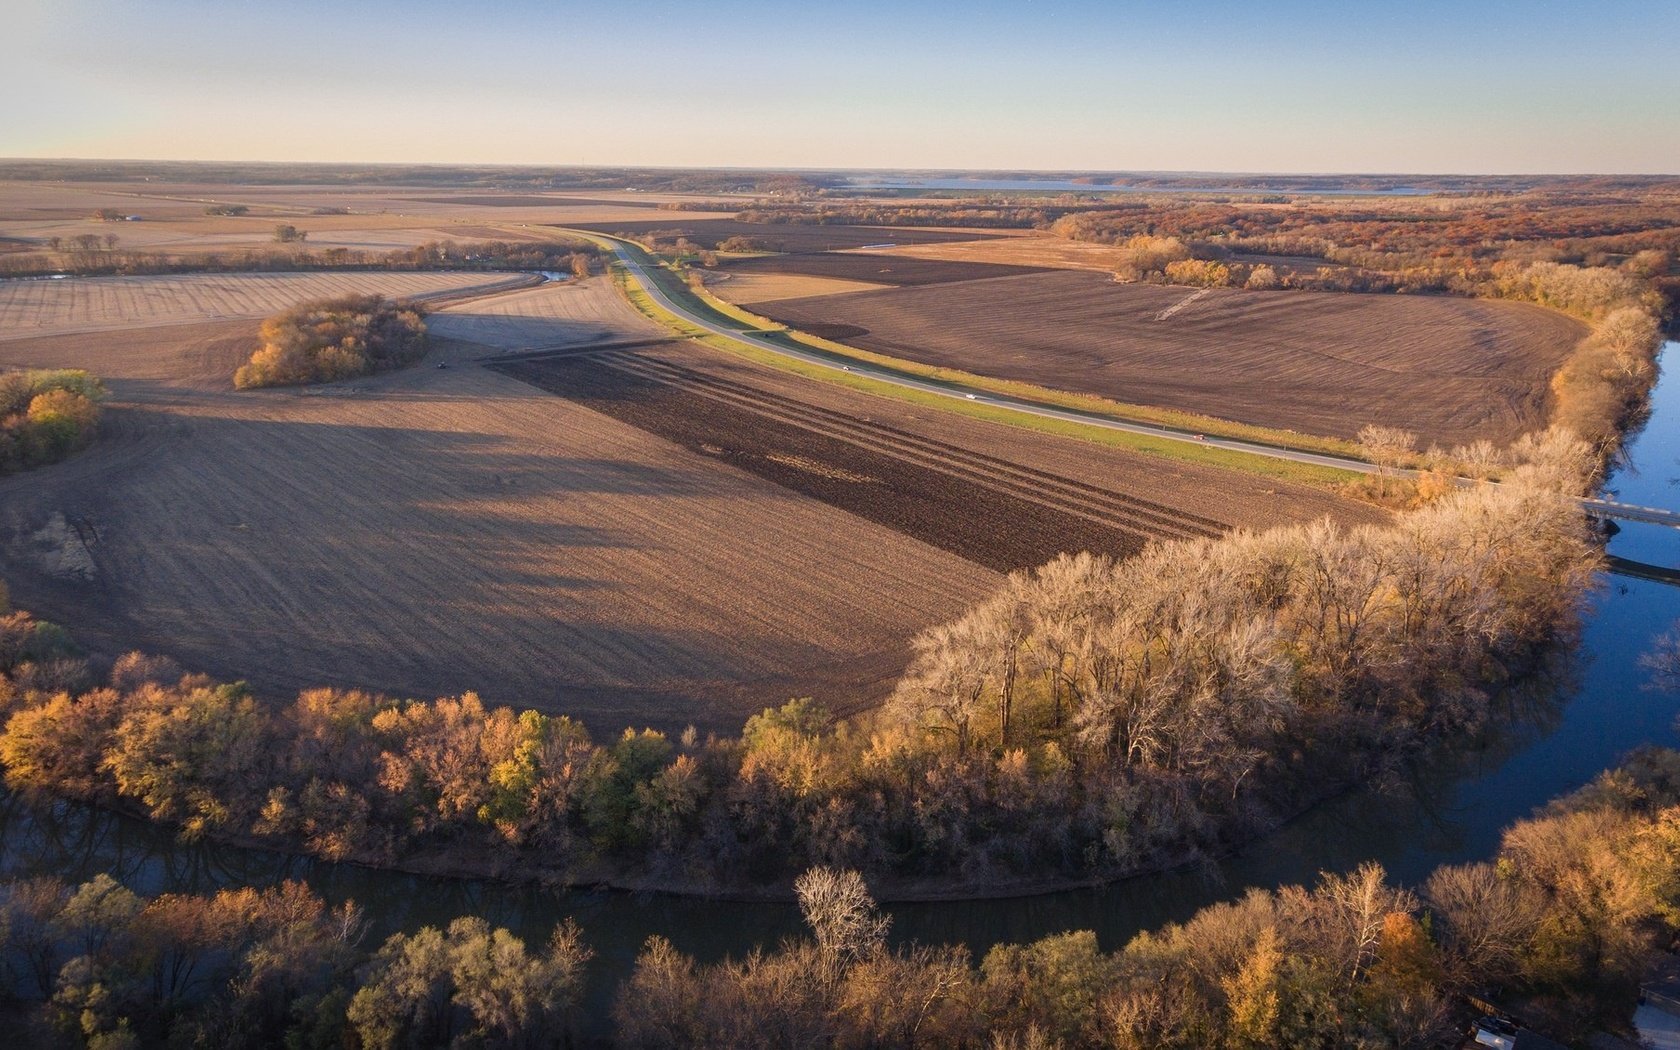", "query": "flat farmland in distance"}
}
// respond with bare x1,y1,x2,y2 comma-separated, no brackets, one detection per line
0,271,531,340
753,270,1587,445
717,251,1048,289
0,179,725,263
569,218,1003,252
400,195,670,209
